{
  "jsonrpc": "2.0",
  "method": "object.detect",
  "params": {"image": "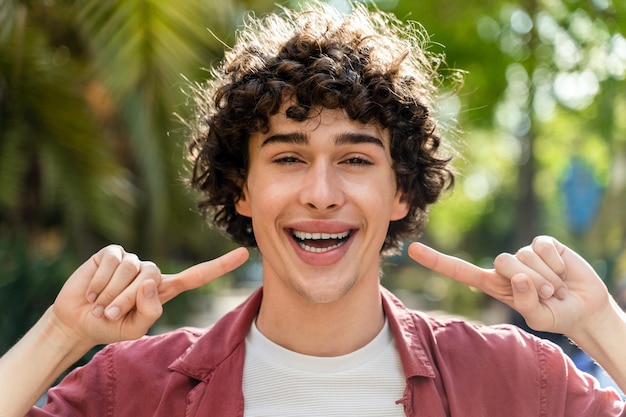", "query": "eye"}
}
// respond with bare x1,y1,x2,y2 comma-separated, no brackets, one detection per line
273,155,303,165
342,156,373,166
